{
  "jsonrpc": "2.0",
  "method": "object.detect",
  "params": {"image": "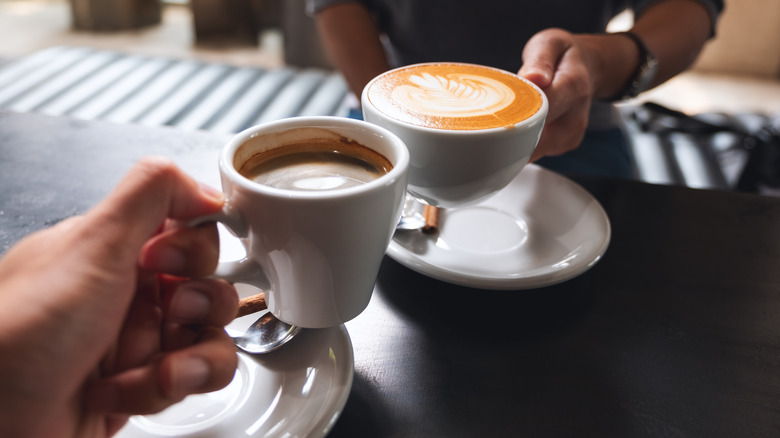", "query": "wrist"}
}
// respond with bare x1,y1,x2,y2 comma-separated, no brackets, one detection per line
577,32,645,101
604,31,658,101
